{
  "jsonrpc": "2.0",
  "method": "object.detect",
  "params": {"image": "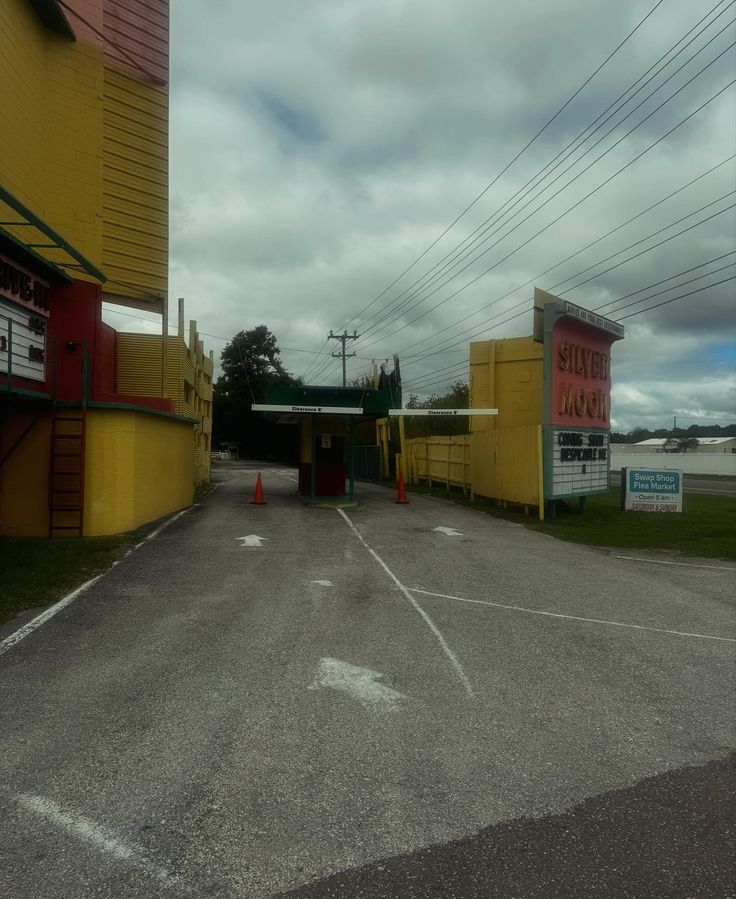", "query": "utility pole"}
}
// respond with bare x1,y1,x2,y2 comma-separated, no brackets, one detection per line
328,329,359,387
